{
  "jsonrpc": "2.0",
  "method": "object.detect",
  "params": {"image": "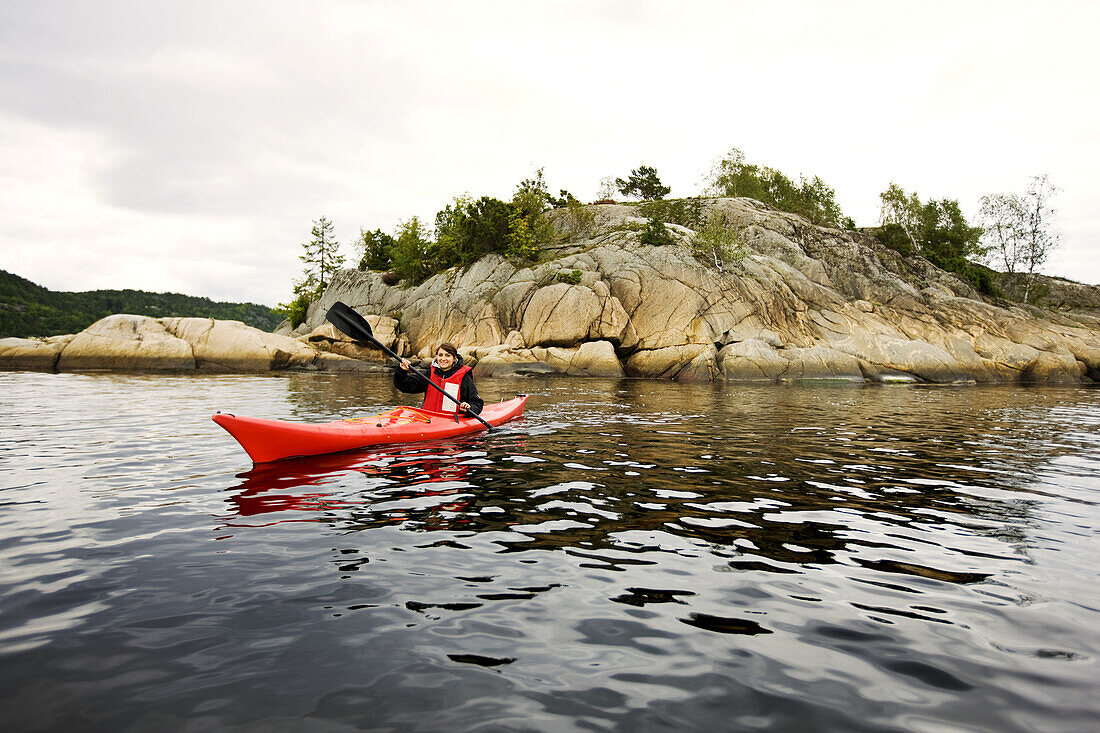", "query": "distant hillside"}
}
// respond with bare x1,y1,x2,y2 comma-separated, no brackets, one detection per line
0,270,283,338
